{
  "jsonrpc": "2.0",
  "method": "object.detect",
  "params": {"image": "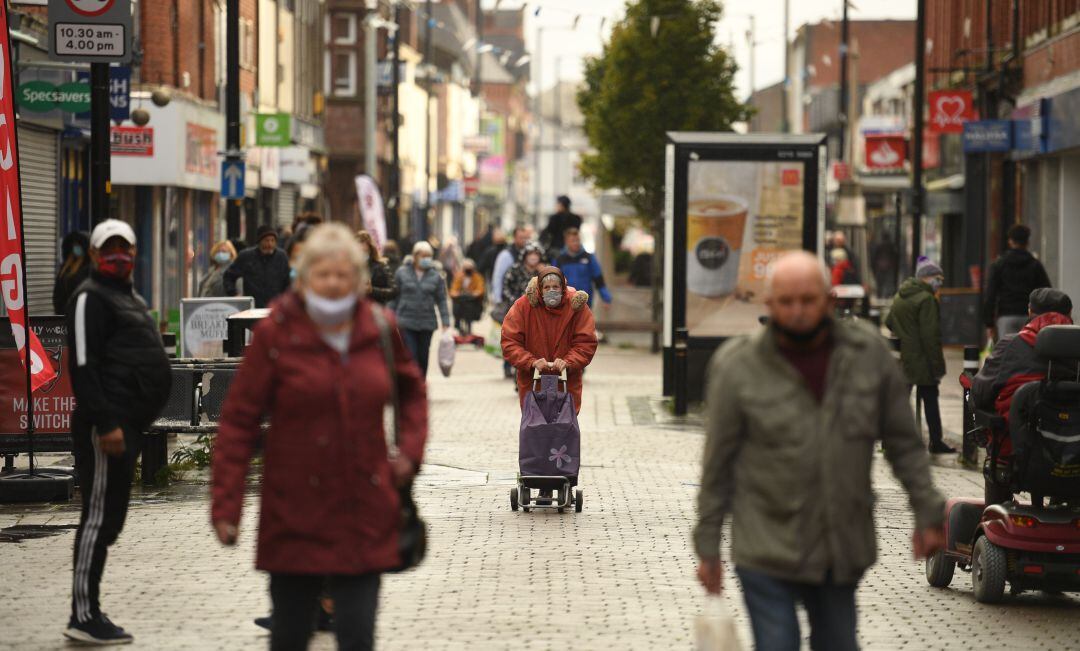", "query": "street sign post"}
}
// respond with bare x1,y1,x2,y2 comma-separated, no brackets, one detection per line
221,160,246,200
48,0,133,64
